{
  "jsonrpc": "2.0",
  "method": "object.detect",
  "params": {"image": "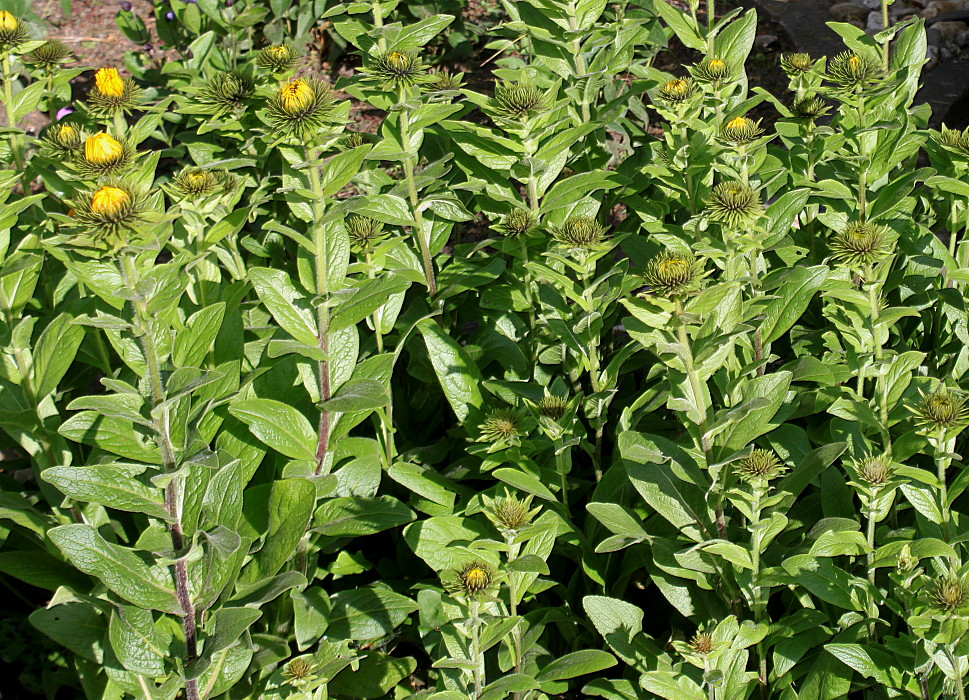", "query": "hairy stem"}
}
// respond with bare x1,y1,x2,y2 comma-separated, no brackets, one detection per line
397,87,436,295
121,254,199,700
307,146,332,476
3,54,23,172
